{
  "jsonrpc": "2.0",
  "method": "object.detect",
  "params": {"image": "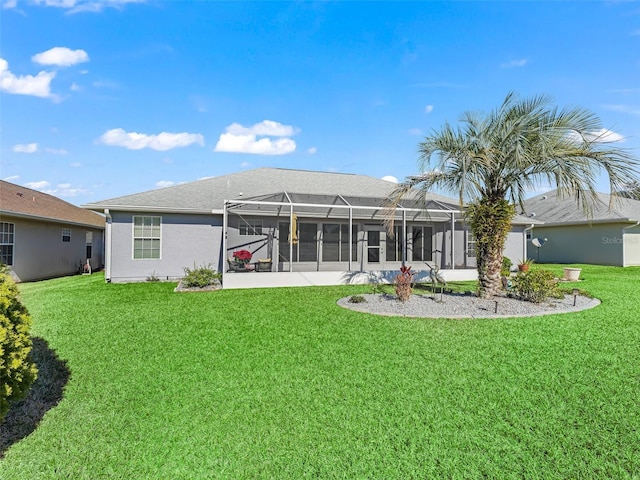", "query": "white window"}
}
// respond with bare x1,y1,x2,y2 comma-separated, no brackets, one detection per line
0,222,15,266
62,228,71,242
86,231,93,259
239,219,262,236
133,216,161,259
